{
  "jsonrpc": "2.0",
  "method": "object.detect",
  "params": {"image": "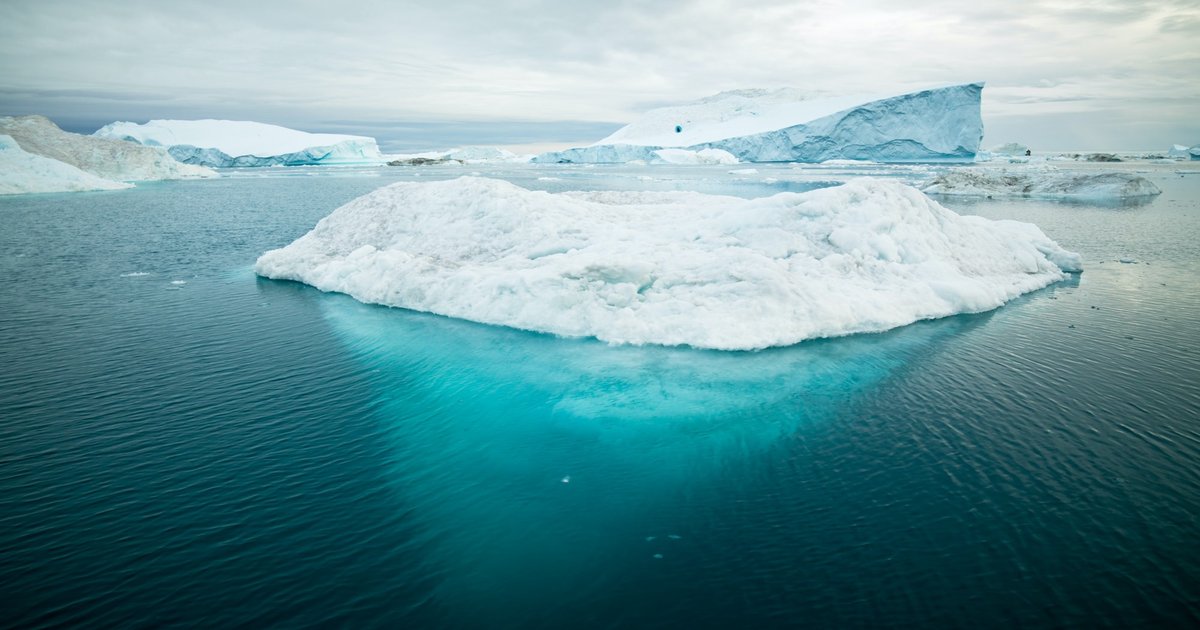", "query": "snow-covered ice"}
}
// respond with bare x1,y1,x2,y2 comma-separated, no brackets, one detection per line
255,176,1080,350
1,134,133,195
922,167,1161,200
535,83,983,164
1,115,215,181
94,119,384,167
